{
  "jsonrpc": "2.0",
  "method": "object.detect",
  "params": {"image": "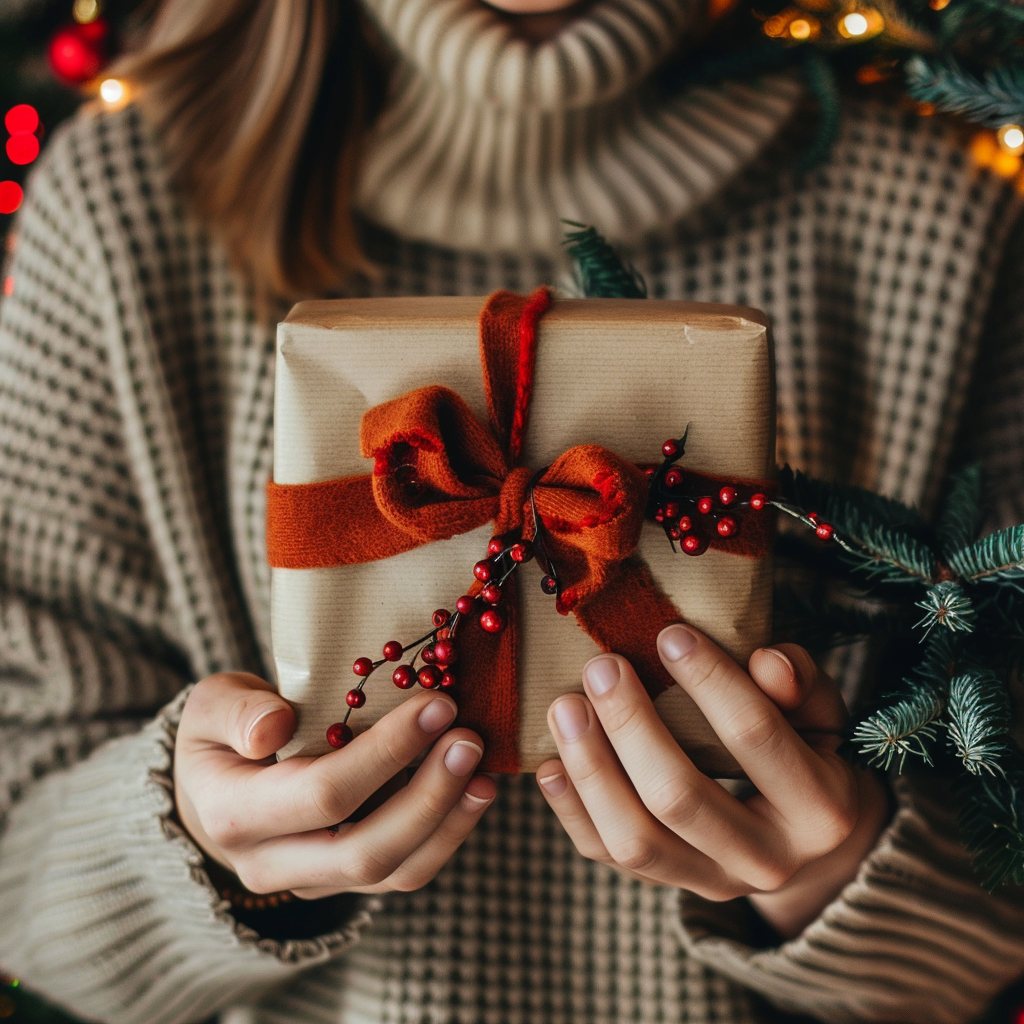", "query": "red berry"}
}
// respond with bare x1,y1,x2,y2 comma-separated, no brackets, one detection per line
383,640,403,662
668,526,681,540
697,496,713,514
456,594,476,615
541,575,558,595
488,537,505,556
346,688,366,708
432,608,450,628
654,511,665,523
718,486,737,506
665,468,683,488
682,535,702,554
509,541,533,563
421,644,437,663
473,559,493,582
679,516,692,532
661,439,679,458
816,522,834,541
418,665,442,688
433,639,456,664
481,583,502,605
749,492,767,510
664,502,679,519
644,466,656,477
440,670,457,688
326,722,353,748
393,664,416,689
717,517,736,537
807,511,820,524
479,608,505,633
353,657,373,677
